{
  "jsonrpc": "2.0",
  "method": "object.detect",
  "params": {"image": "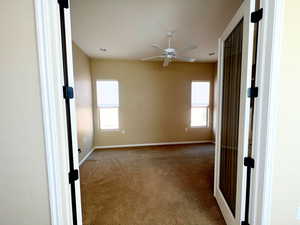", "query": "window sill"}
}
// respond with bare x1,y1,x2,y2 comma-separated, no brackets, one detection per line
100,128,119,132
99,129,125,134
189,126,209,129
